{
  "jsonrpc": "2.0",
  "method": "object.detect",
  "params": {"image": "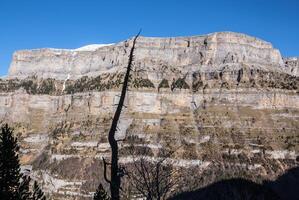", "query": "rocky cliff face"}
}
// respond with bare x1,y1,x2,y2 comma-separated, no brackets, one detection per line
284,57,299,76
0,32,298,199
8,32,290,80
